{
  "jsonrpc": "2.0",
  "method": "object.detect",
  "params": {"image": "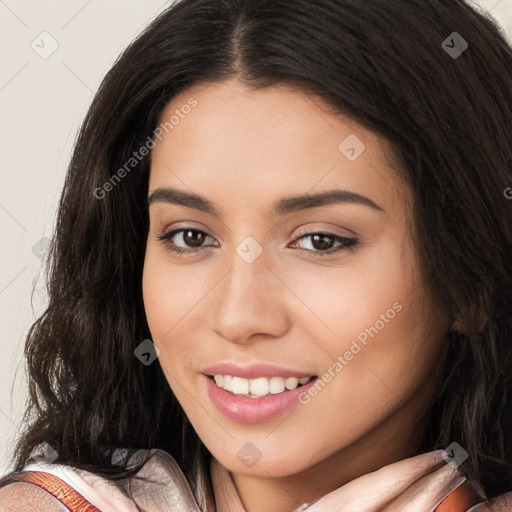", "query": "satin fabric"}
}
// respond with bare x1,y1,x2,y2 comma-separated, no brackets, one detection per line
0,447,235,511
0,446,485,511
